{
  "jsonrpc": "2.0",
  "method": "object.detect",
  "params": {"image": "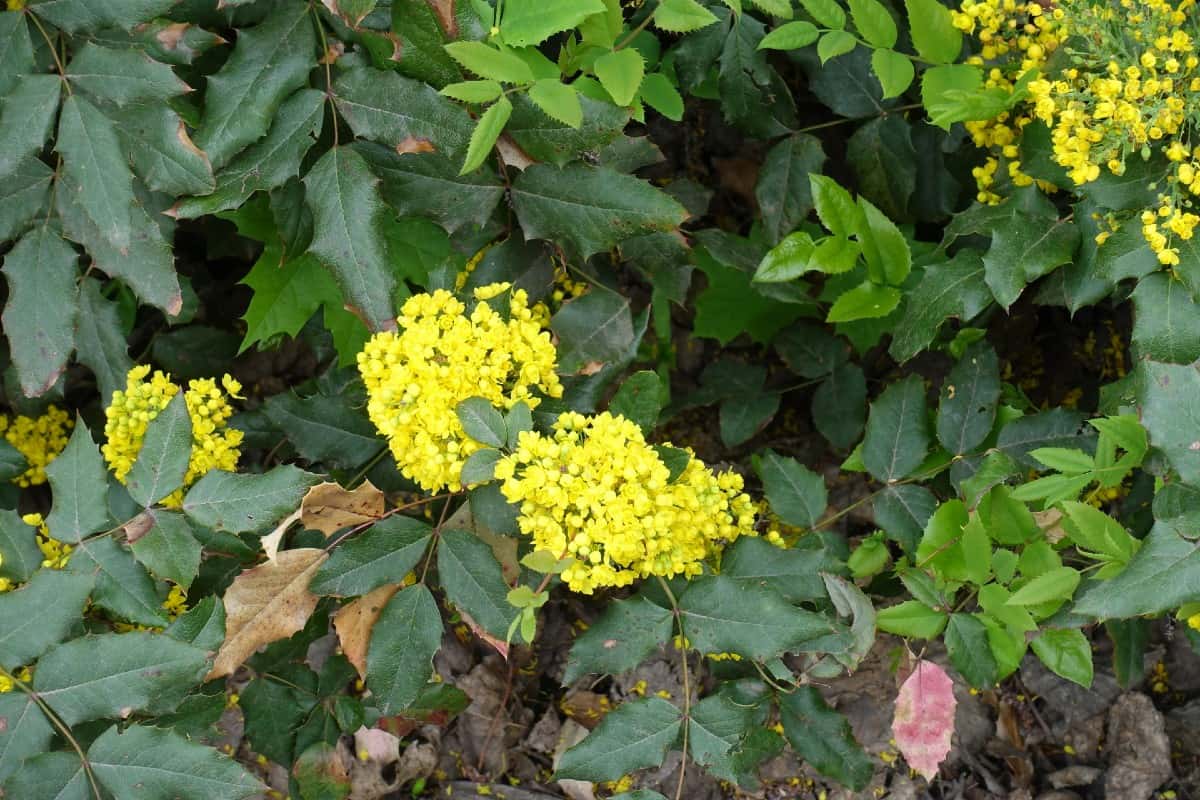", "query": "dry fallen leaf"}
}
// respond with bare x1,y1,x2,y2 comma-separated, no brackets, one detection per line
301,480,385,536
893,659,957,781
122,510,156,544
333,582,402,679
260,508,302,562
209,548,328,679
